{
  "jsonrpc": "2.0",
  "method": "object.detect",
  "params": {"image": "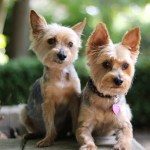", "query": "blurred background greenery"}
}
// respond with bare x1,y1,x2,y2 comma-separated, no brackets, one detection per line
0,0,150,128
